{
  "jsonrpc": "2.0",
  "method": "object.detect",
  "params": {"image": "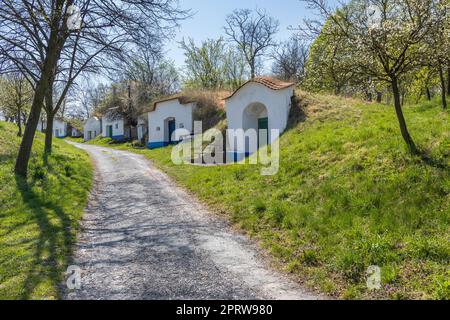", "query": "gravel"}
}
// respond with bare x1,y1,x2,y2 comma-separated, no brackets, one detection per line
64,143,320,300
